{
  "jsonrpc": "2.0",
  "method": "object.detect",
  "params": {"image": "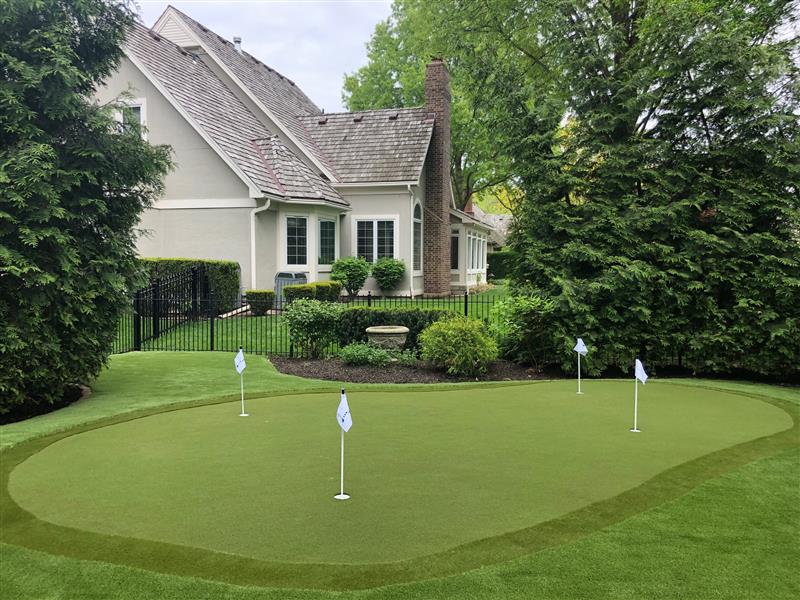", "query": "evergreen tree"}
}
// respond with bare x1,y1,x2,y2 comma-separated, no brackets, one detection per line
0,0,172,416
